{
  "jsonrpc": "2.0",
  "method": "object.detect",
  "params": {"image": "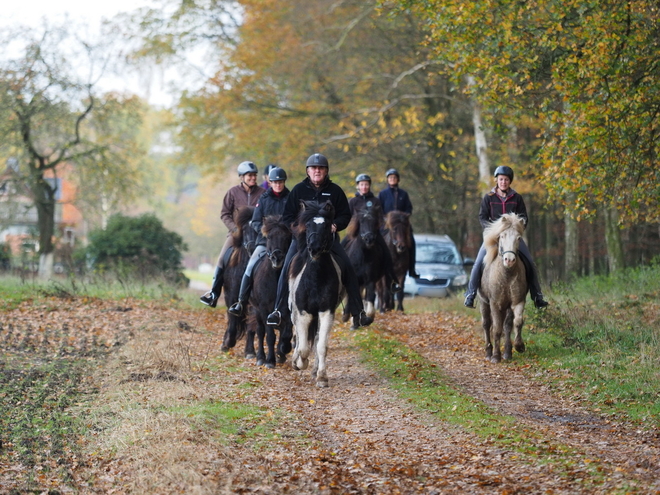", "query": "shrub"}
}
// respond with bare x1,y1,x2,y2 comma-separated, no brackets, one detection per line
87,213,189,285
